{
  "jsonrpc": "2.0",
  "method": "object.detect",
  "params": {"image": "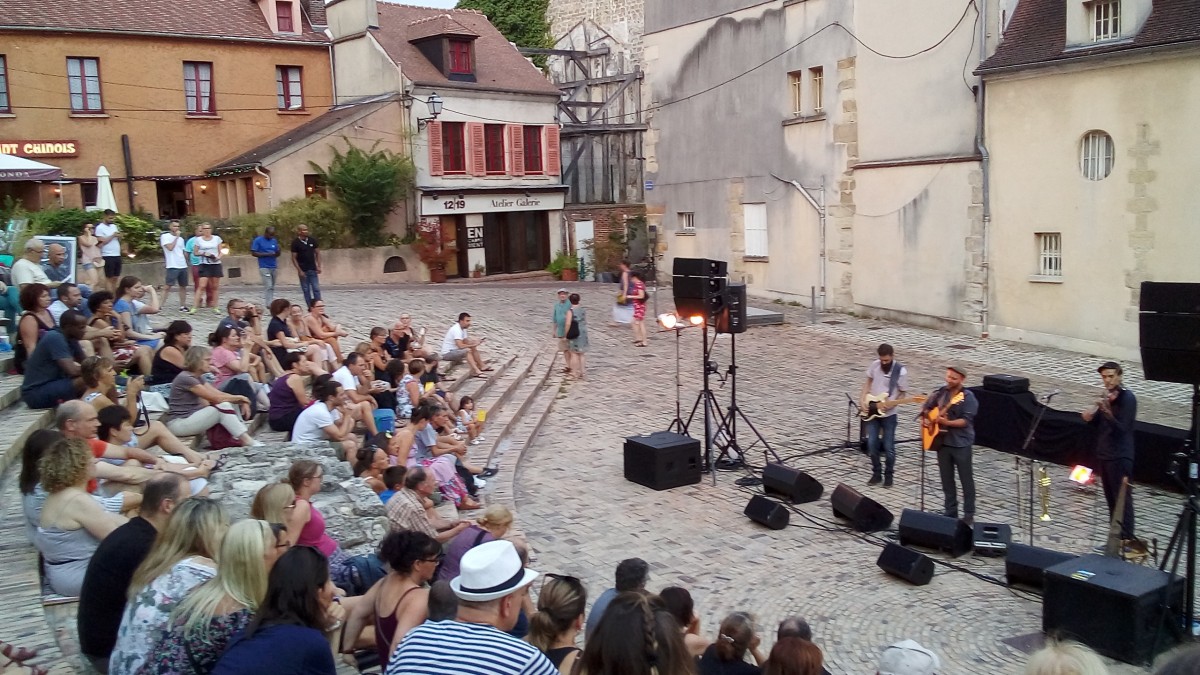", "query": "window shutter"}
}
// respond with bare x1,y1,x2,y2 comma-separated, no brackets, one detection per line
545,125,561,176
468,123,486,177
508,123,525,177
428,121,444,176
